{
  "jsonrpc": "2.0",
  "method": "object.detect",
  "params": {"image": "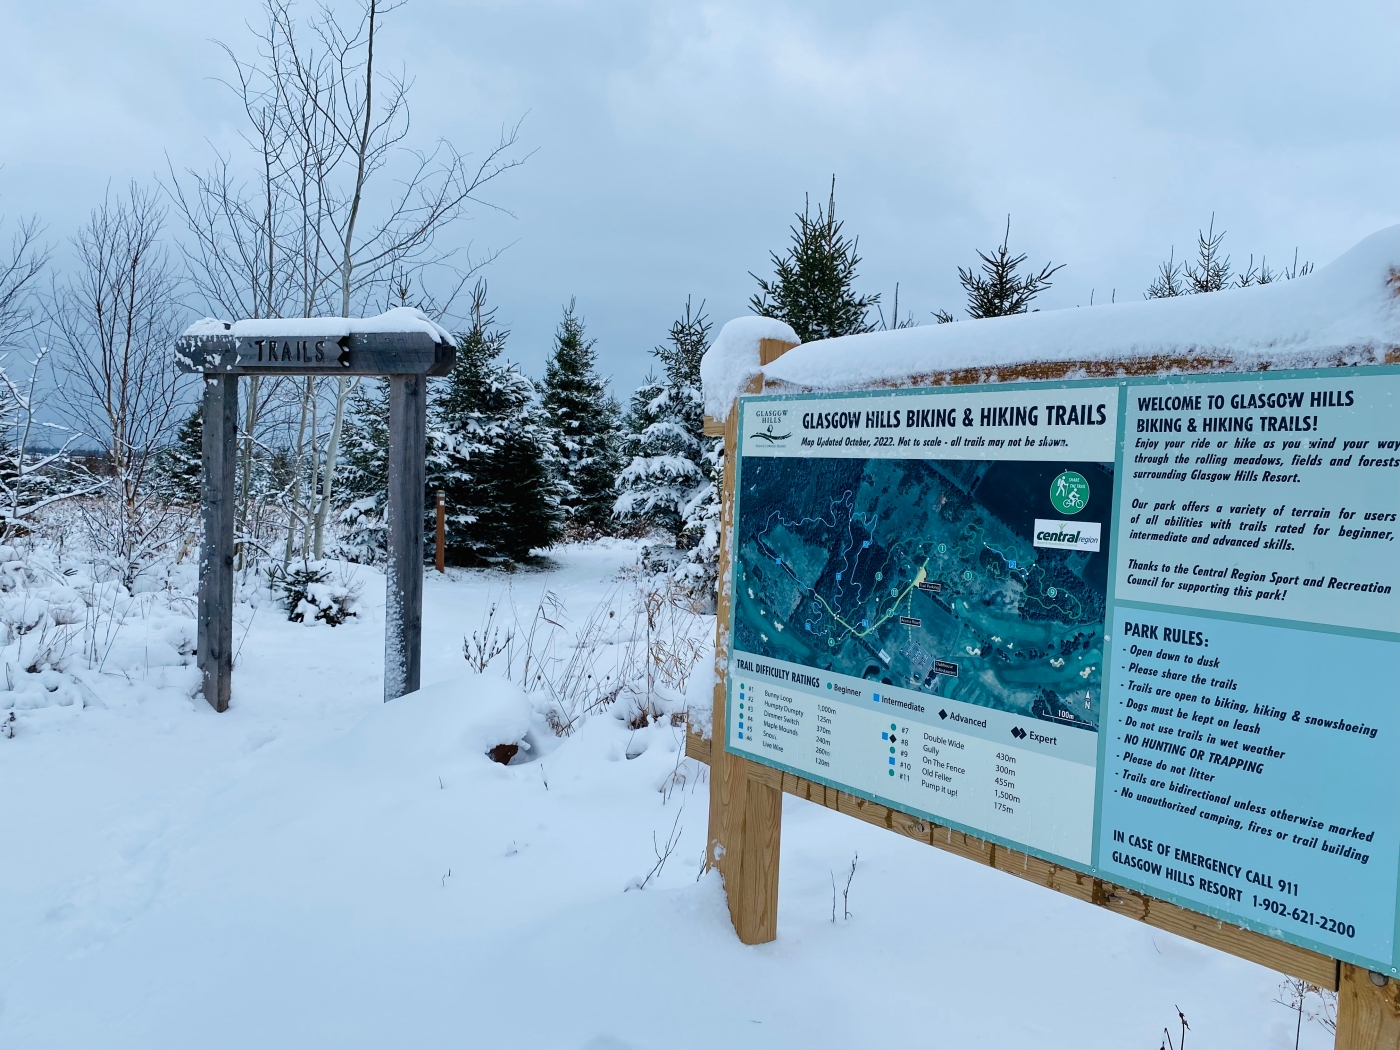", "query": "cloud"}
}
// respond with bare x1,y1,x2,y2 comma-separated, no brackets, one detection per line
0,0,1395,392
